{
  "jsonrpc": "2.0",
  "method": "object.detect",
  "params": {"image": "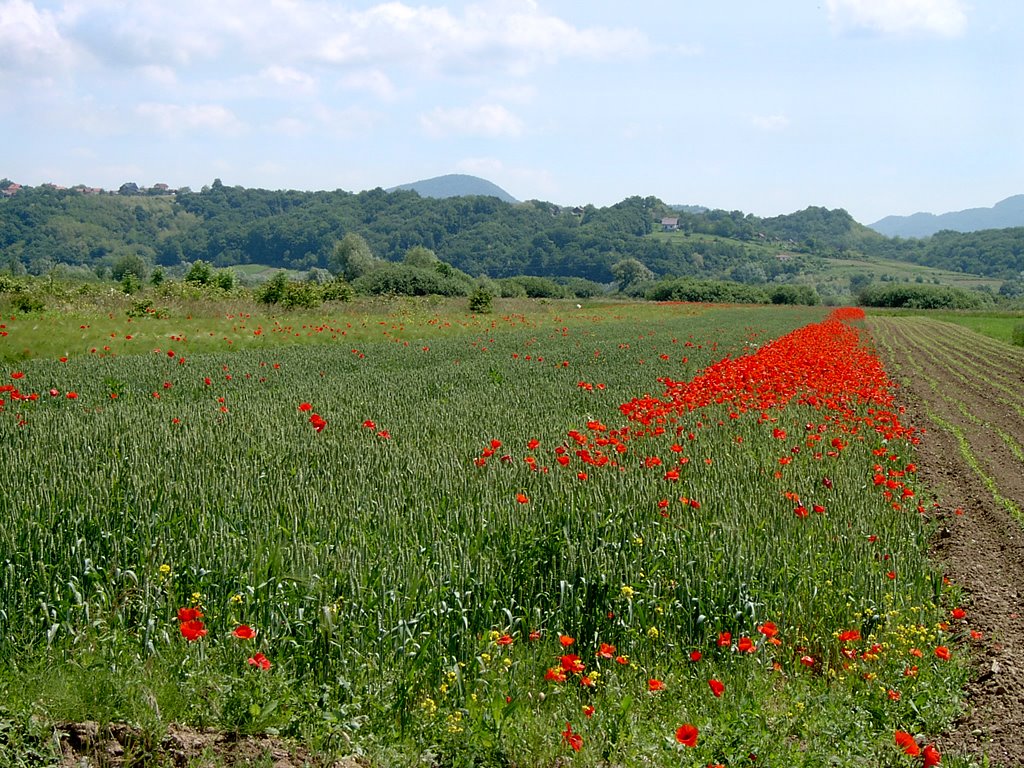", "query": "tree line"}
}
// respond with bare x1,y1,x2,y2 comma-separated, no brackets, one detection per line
2,180,1022,291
